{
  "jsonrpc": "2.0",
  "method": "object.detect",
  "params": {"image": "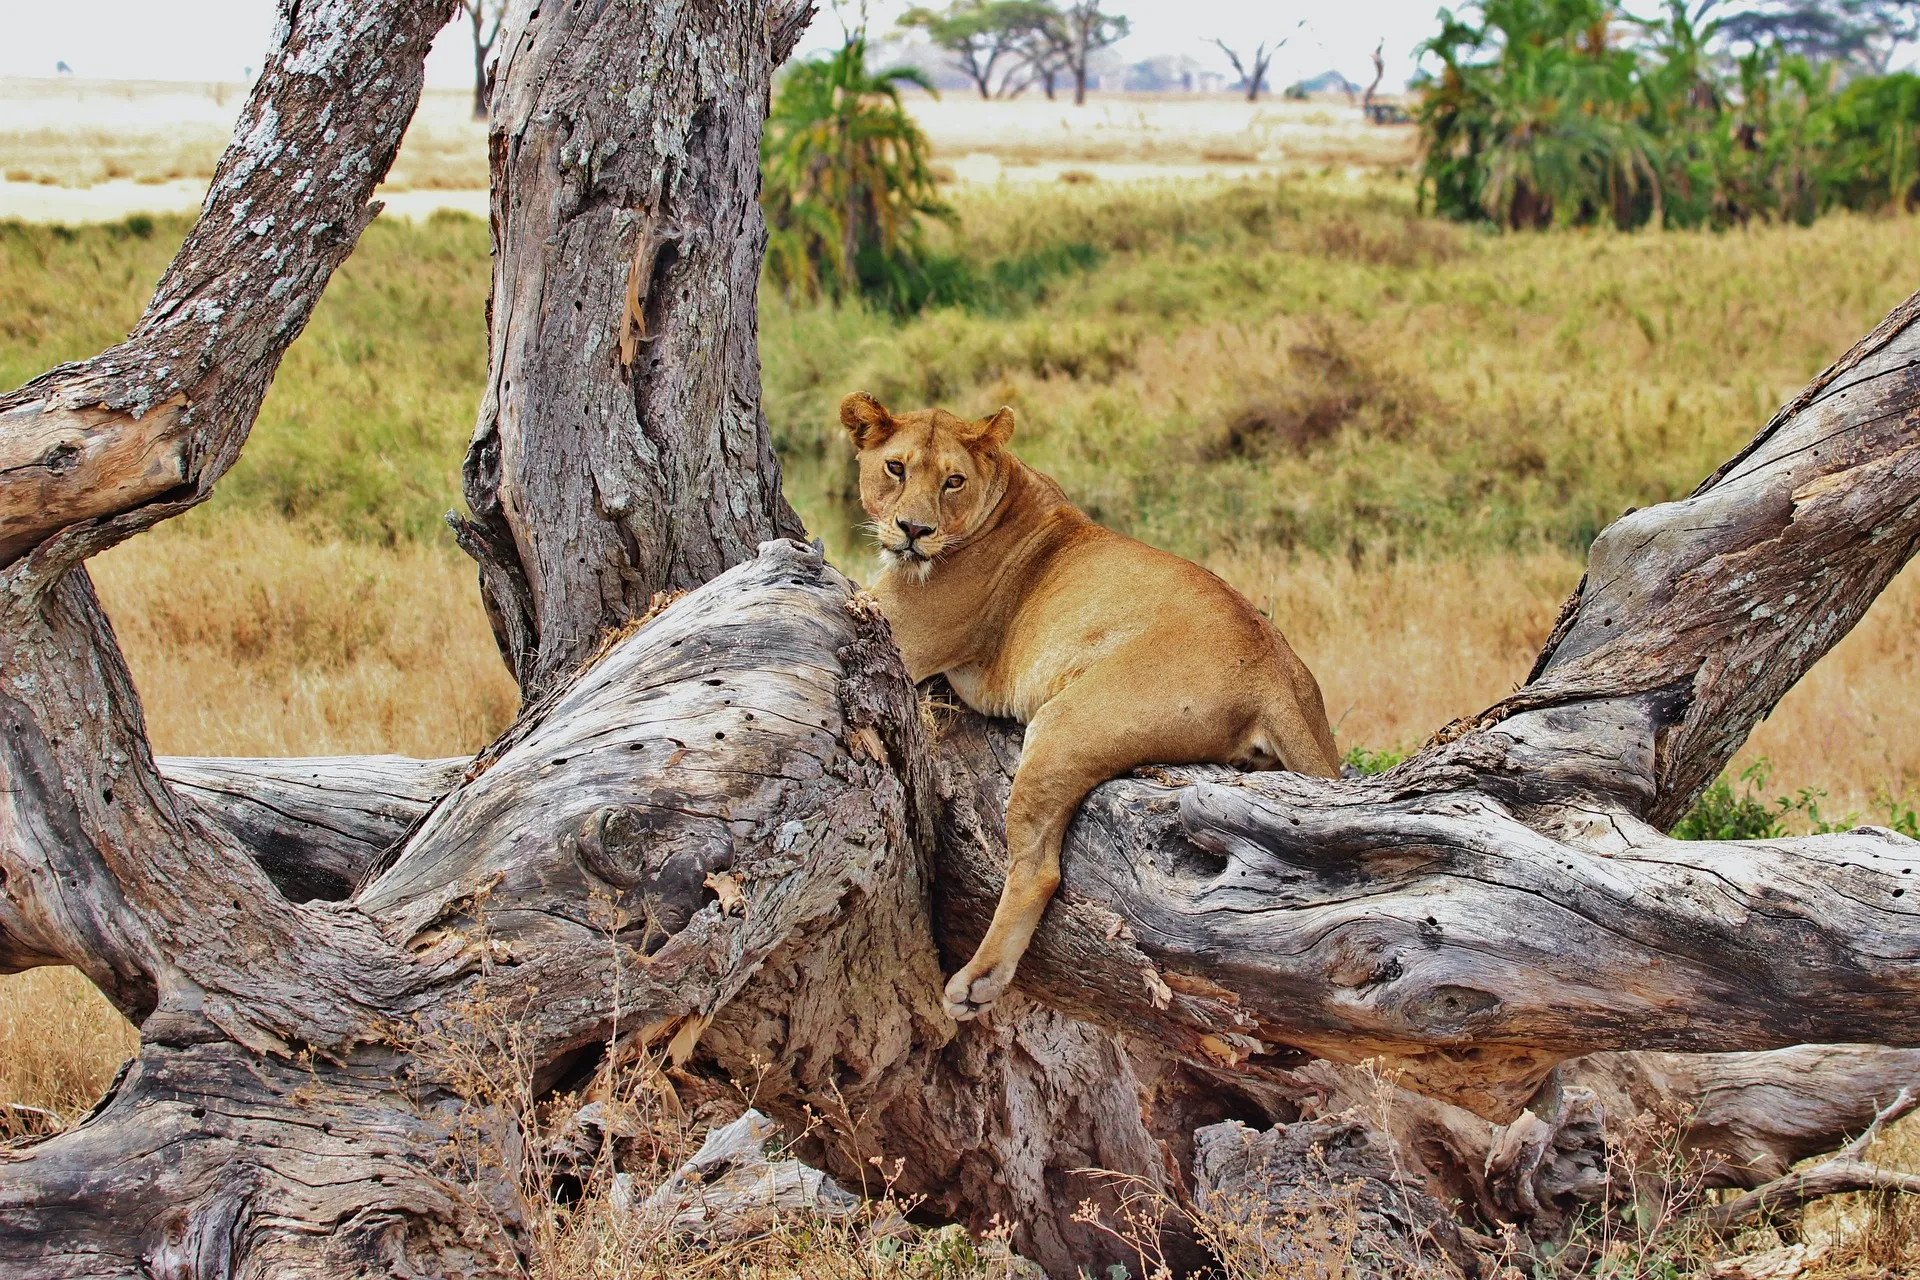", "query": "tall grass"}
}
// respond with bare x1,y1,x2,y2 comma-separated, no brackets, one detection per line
92,513,516,758
13,182,1916,564
1,211,489,544
767,179,1920,567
